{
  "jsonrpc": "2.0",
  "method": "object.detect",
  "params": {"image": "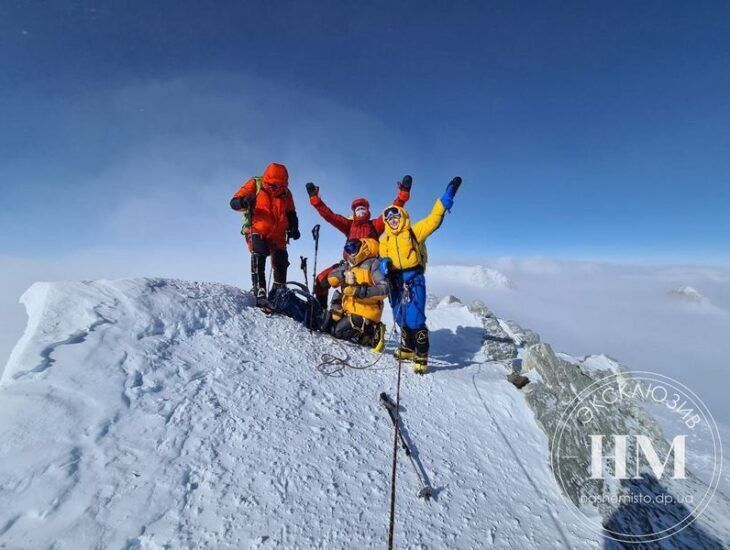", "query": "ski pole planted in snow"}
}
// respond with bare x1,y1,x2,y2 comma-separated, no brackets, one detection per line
311,224,320,291
379,392,433,501
300,256,308,292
